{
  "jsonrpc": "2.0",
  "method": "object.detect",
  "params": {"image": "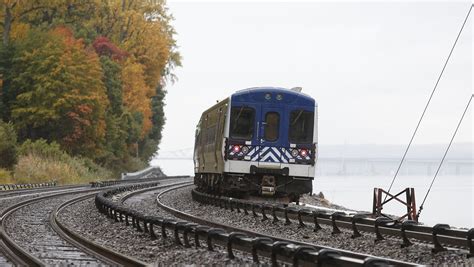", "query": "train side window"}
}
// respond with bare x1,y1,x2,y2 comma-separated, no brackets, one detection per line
264,112,279,142
289,110,314,144
230,107,255,140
